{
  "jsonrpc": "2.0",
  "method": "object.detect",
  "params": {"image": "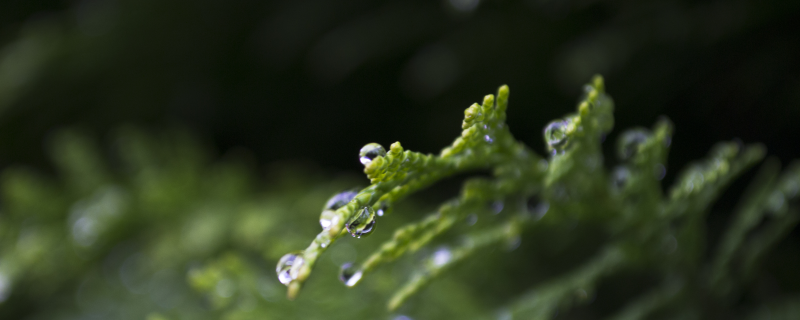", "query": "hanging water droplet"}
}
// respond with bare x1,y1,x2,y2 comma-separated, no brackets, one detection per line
324,190,358,211
617,129,650,160
346,206,376,238
526,195,549,220
431,247,452,267
376,202,390,217
359,143,386,165
339,262,363,287
276,251,305,286
544,120,571,152
612,166,631,190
